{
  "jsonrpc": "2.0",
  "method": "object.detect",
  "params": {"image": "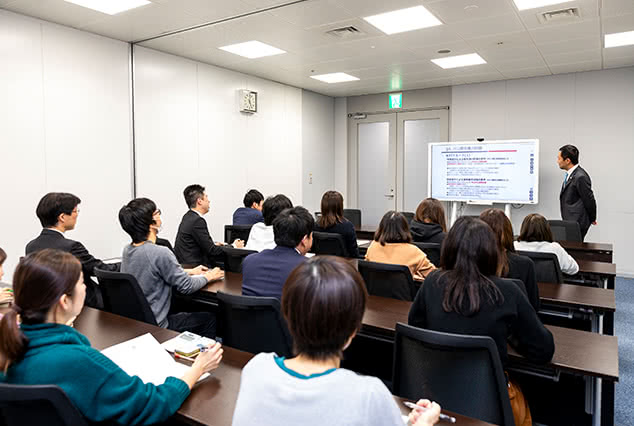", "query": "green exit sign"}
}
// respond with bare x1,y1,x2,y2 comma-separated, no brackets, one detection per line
389,93,402,109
